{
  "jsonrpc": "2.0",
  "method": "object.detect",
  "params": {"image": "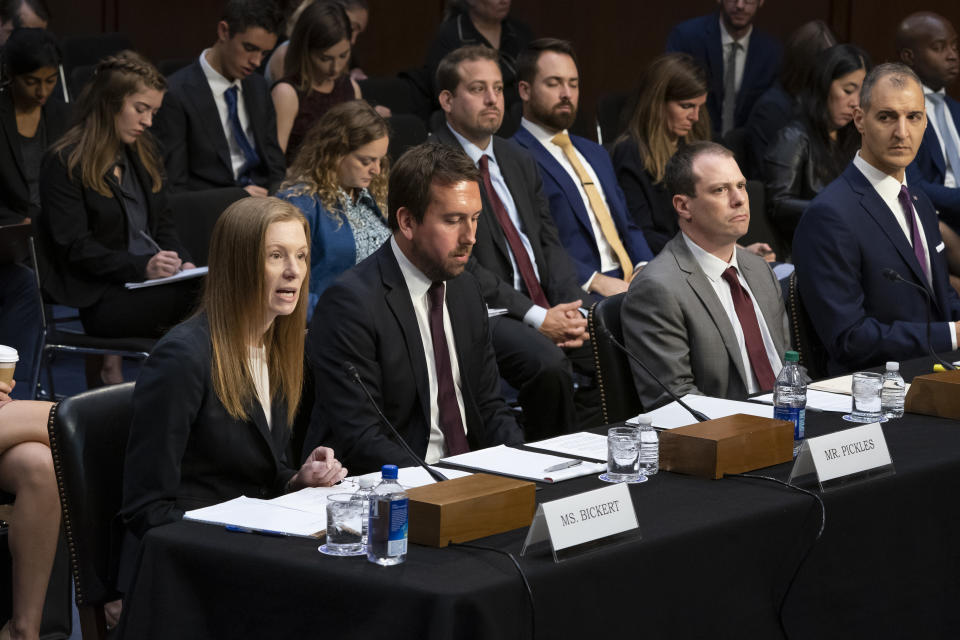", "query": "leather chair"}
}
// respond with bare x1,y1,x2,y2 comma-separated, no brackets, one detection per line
48,383,135,640
595,91,630,146
386,114,428,163
588,294,642,424
167,187,249,267
784,272,827,379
